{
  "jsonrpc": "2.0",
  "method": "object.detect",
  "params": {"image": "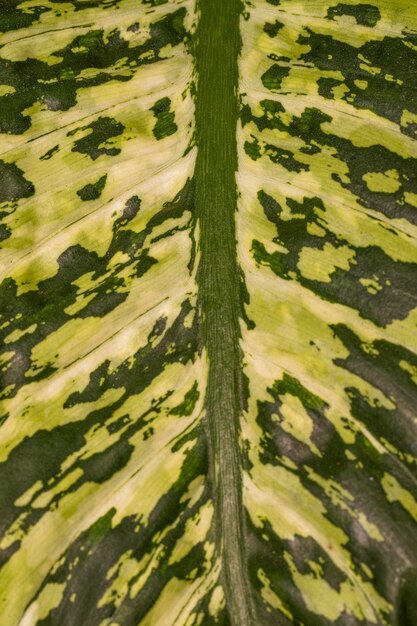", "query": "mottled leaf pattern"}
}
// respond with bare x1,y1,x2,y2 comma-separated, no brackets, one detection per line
0,0,416,624
0,2,216,624
238,2,417,623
